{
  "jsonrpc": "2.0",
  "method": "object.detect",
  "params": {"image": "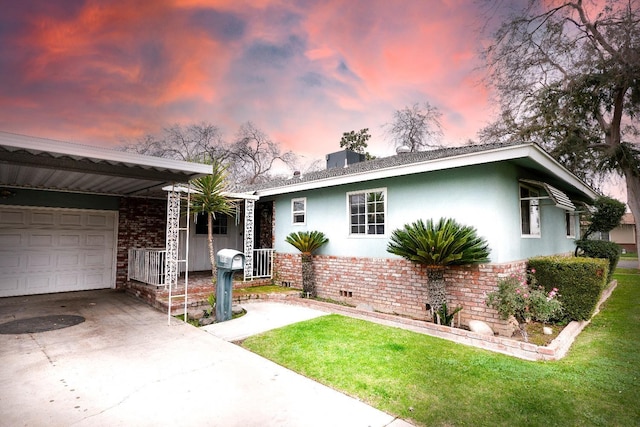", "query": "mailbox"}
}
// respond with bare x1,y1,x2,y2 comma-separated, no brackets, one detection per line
215,249,245,322
216,249,245,271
